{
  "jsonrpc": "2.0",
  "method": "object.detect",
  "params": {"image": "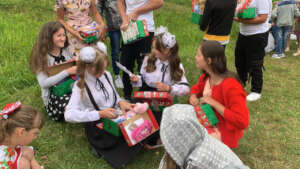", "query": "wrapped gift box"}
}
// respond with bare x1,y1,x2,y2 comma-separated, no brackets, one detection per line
97,109,159,147
190,0,206,24
236,0,256,19
121,20,149,45
194,104,219,133
47,58,76,76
